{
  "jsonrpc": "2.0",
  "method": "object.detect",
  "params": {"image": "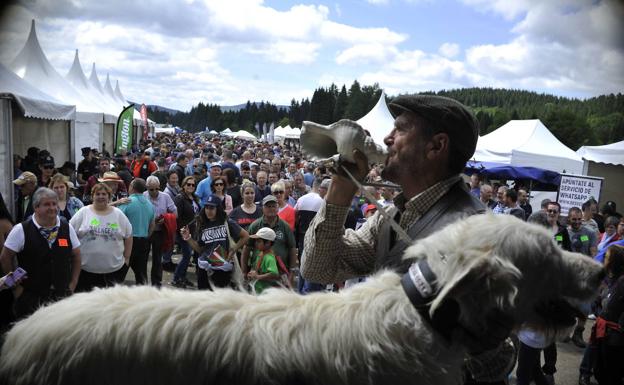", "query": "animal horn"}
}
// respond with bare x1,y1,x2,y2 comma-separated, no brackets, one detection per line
300,119,388,165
